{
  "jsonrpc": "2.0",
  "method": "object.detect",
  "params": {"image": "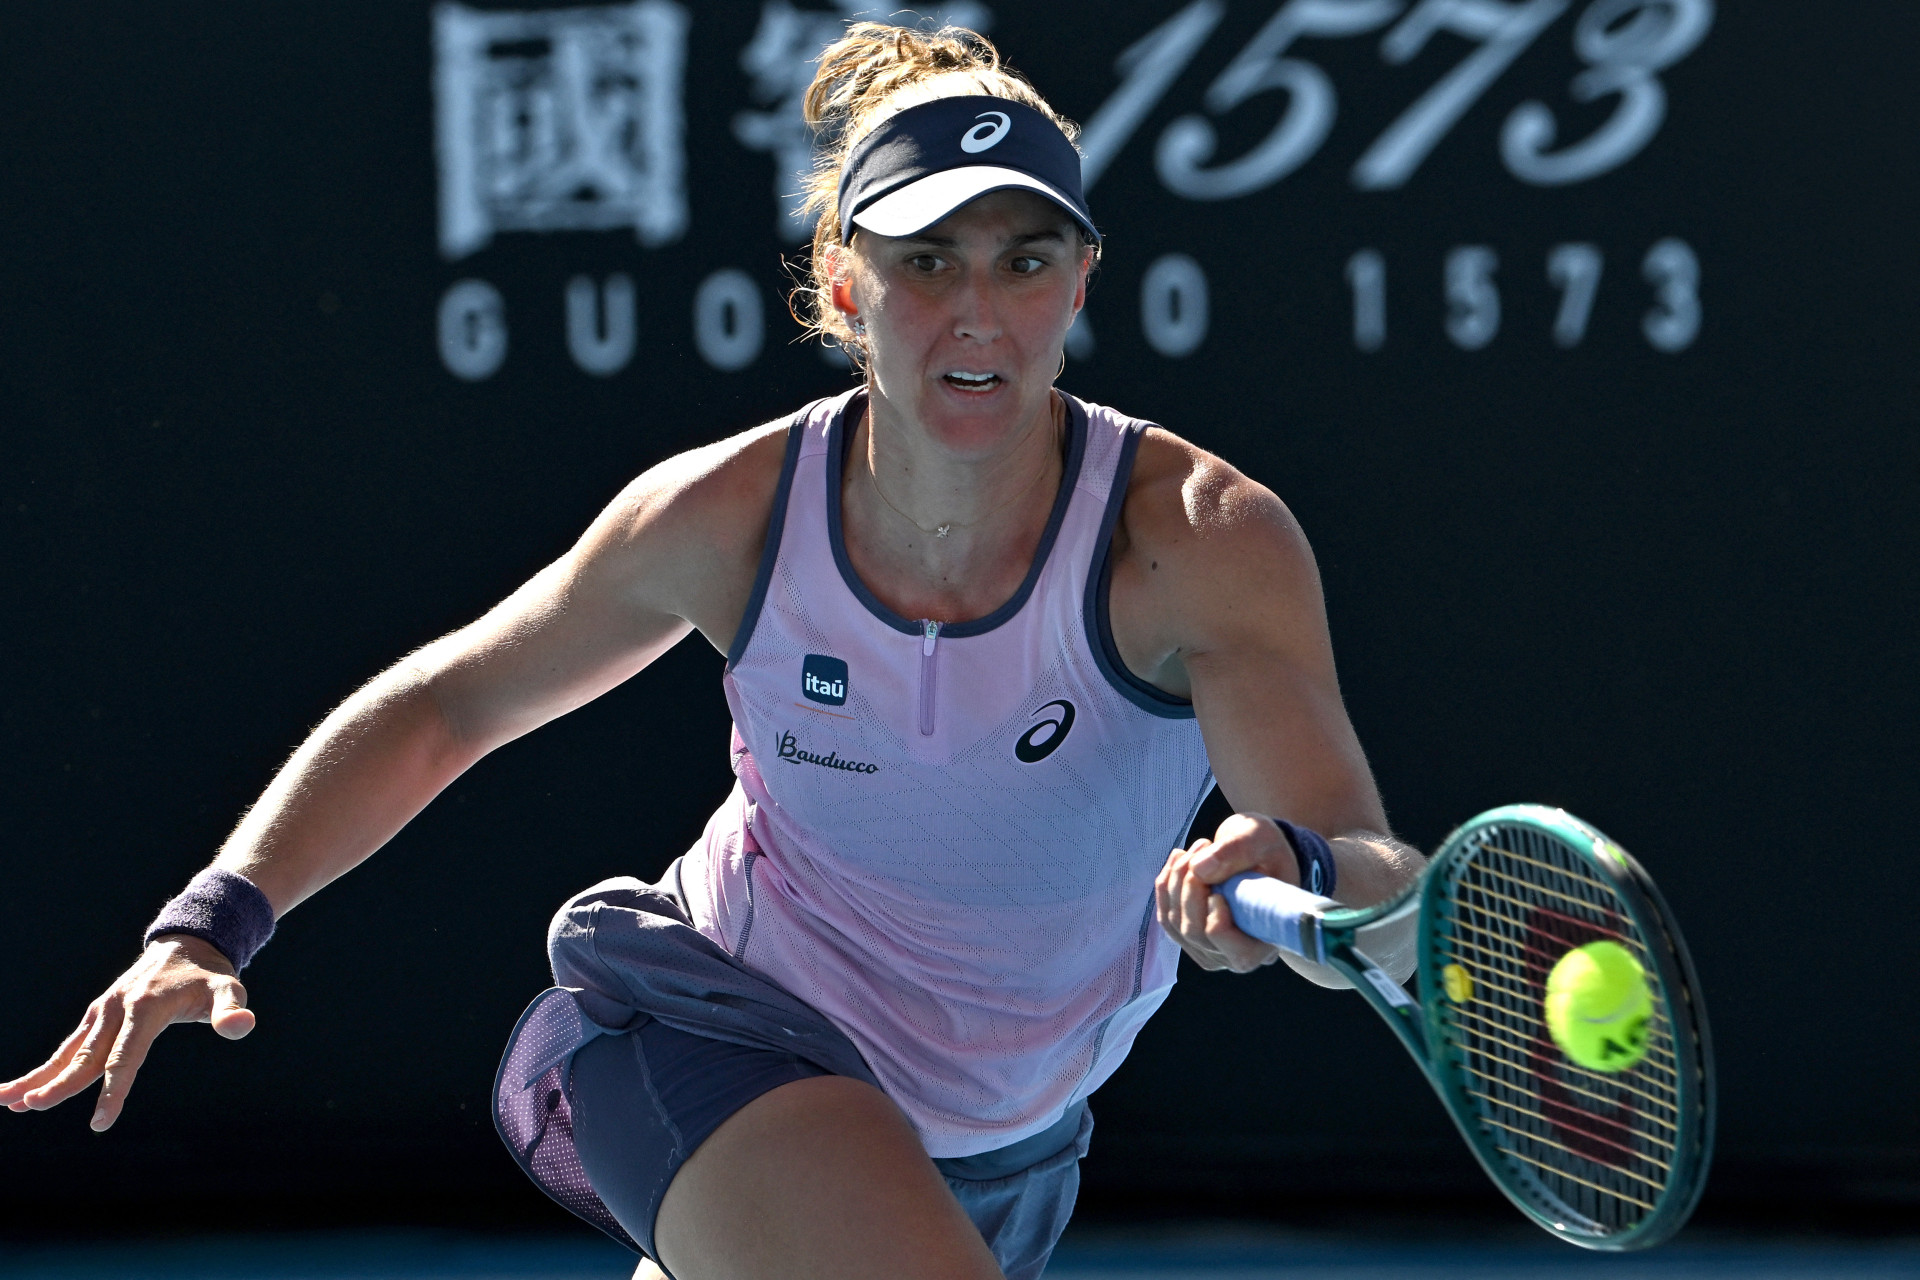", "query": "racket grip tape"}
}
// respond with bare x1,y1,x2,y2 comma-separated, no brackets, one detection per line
1219,874,1339,961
